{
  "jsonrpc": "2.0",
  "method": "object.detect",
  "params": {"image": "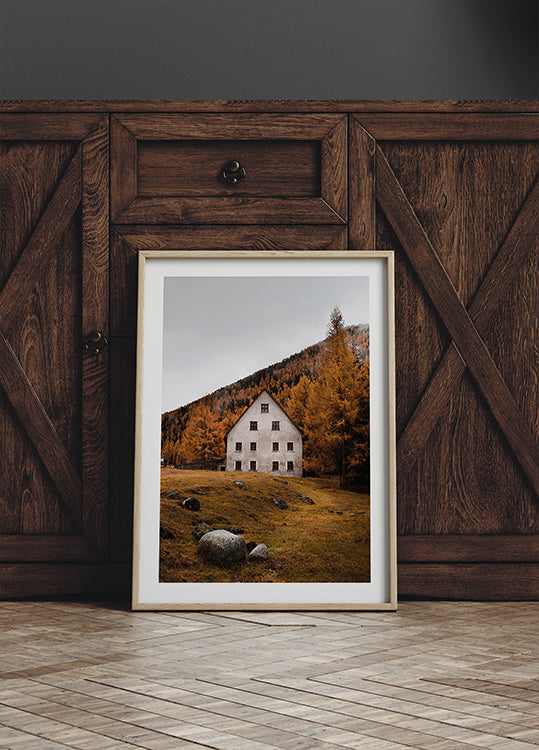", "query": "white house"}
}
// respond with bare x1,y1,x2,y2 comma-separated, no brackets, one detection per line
225,390,303,477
